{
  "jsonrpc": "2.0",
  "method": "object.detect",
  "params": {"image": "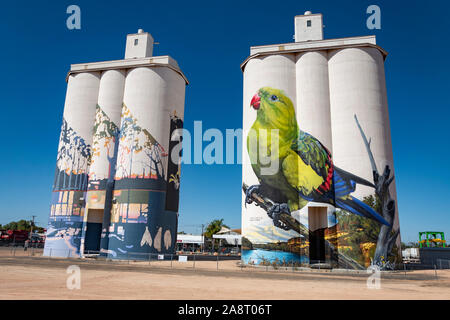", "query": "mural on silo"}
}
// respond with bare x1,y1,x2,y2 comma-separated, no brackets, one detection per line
114,103,167,189
88,104,120,190
242,87,399,270
45,119,92,257
165,111,183,212
82,104,121,253
104,104,180,259
53,119,91,191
